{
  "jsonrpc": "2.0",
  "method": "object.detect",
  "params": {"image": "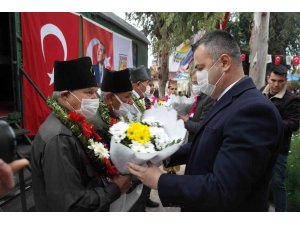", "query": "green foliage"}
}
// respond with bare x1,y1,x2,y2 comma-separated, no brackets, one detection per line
125,12,225,56
269,13,300,55
225,12,300,56
287,80,300,90
225,12,253,54
286,130,300,211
